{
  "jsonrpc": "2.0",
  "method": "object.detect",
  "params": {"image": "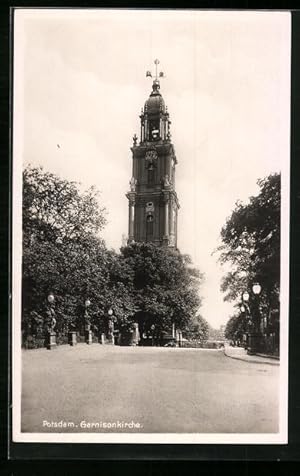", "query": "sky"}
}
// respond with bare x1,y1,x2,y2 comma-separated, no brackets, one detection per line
14,9,291,328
